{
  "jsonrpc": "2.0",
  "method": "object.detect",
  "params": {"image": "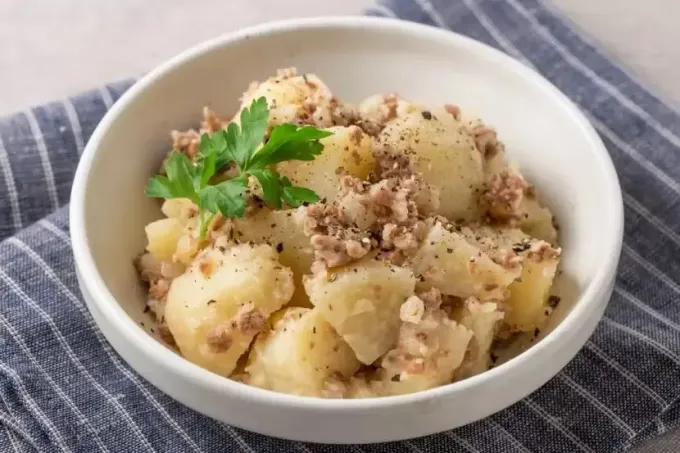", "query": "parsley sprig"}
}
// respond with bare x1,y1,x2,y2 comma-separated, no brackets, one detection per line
145,97,332,239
